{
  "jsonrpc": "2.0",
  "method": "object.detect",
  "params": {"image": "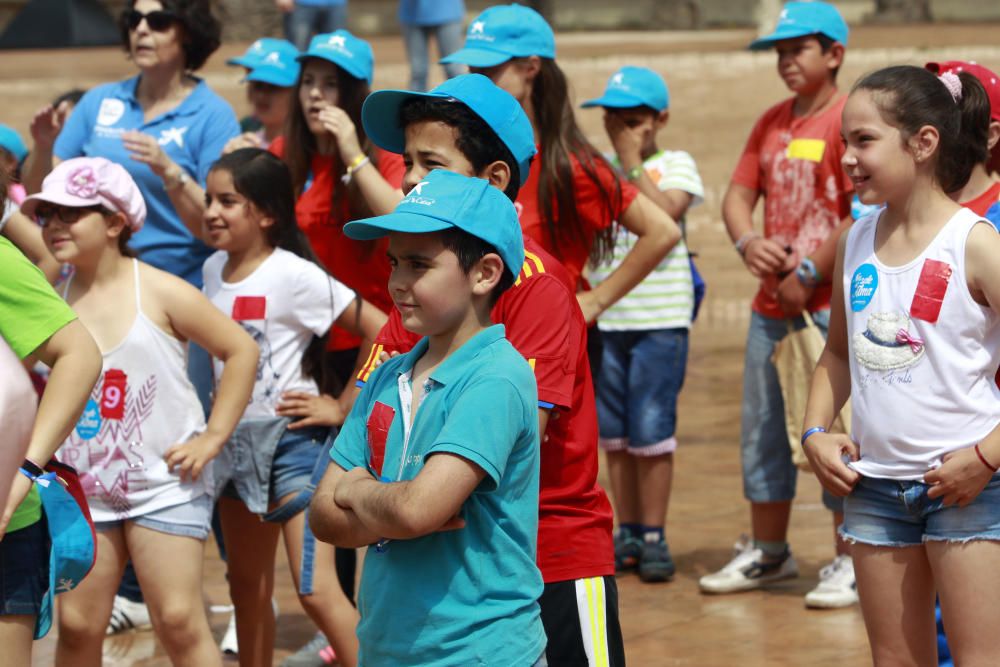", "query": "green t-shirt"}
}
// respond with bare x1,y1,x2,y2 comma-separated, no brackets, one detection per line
0,236,77,532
